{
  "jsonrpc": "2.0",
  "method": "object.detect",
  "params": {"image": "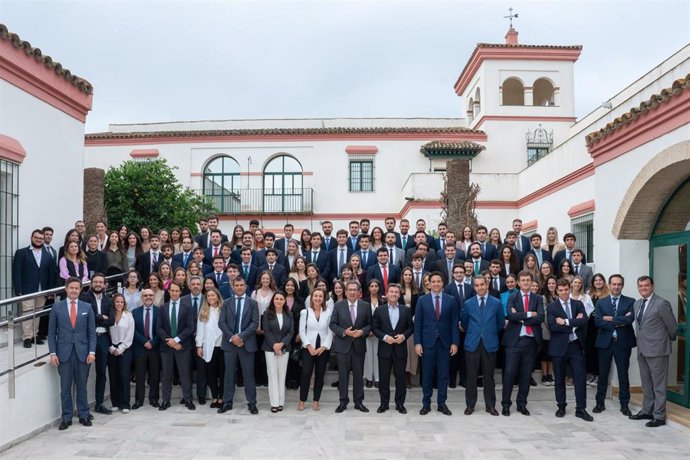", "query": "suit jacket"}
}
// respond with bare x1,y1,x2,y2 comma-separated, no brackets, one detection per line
365,263,401,287
594,295,636,350
487,275,508,294
547,298,587,357
435,257,463,285
79,290,115,330
476,241,497,262
634,294,677,357
372,303,413,359
305,248,331,281
237,264,259,293
320,235,336,252
157,298,196,352
48,298,97,363
274,237,299,253
461,295,505,352
219,295,260,353
180,293,204,321
206,272,229,291
573,263,593,290
135,251,160,281
383,246,406,270
195,232,229,249
466,258,489,276
554,249,588,267
354,249,377,269
172,252,194,270
404,248,437,269
261,311,294,352
132,305,160,357
204,245,226,265
255,248,285,266
526,248,553,266
329,299,372,355
516,235,531,254
503,291,544,347
444,281,473,309
12,246,57,295
347,236,362,252
396,233,415,251
414,292,460,349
